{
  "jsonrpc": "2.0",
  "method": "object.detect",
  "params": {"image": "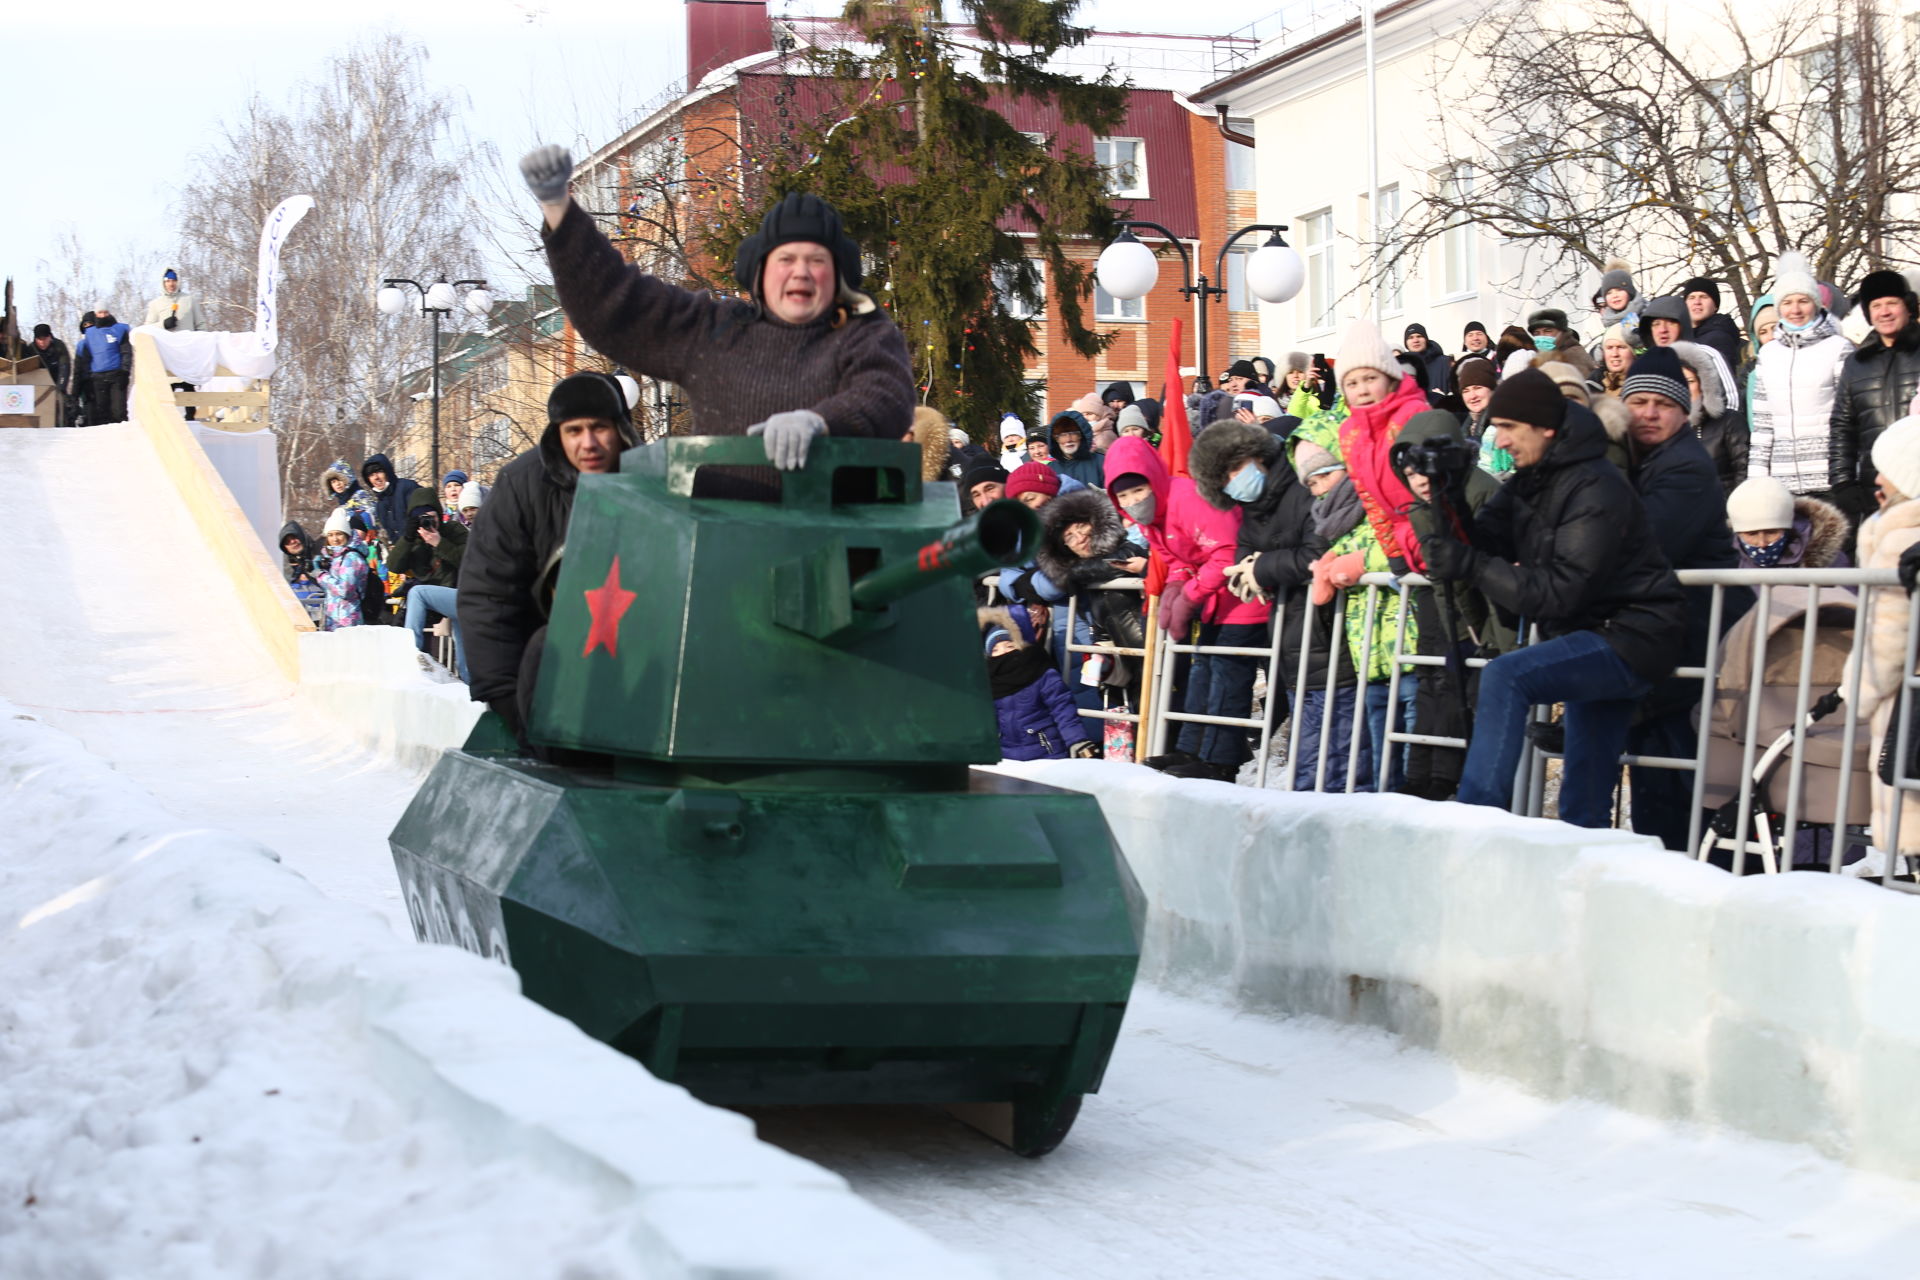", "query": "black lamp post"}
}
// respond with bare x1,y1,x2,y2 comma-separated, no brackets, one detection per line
377,277,491,482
